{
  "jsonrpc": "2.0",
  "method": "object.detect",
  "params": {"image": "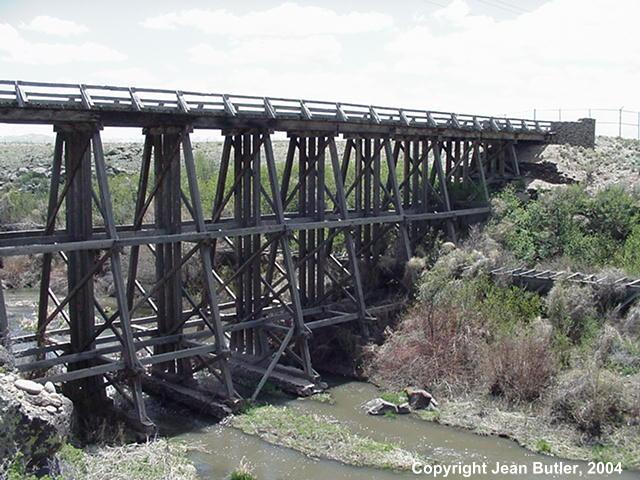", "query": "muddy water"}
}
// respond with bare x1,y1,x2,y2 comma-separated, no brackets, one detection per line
4,291,639,480
159,379,640,480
